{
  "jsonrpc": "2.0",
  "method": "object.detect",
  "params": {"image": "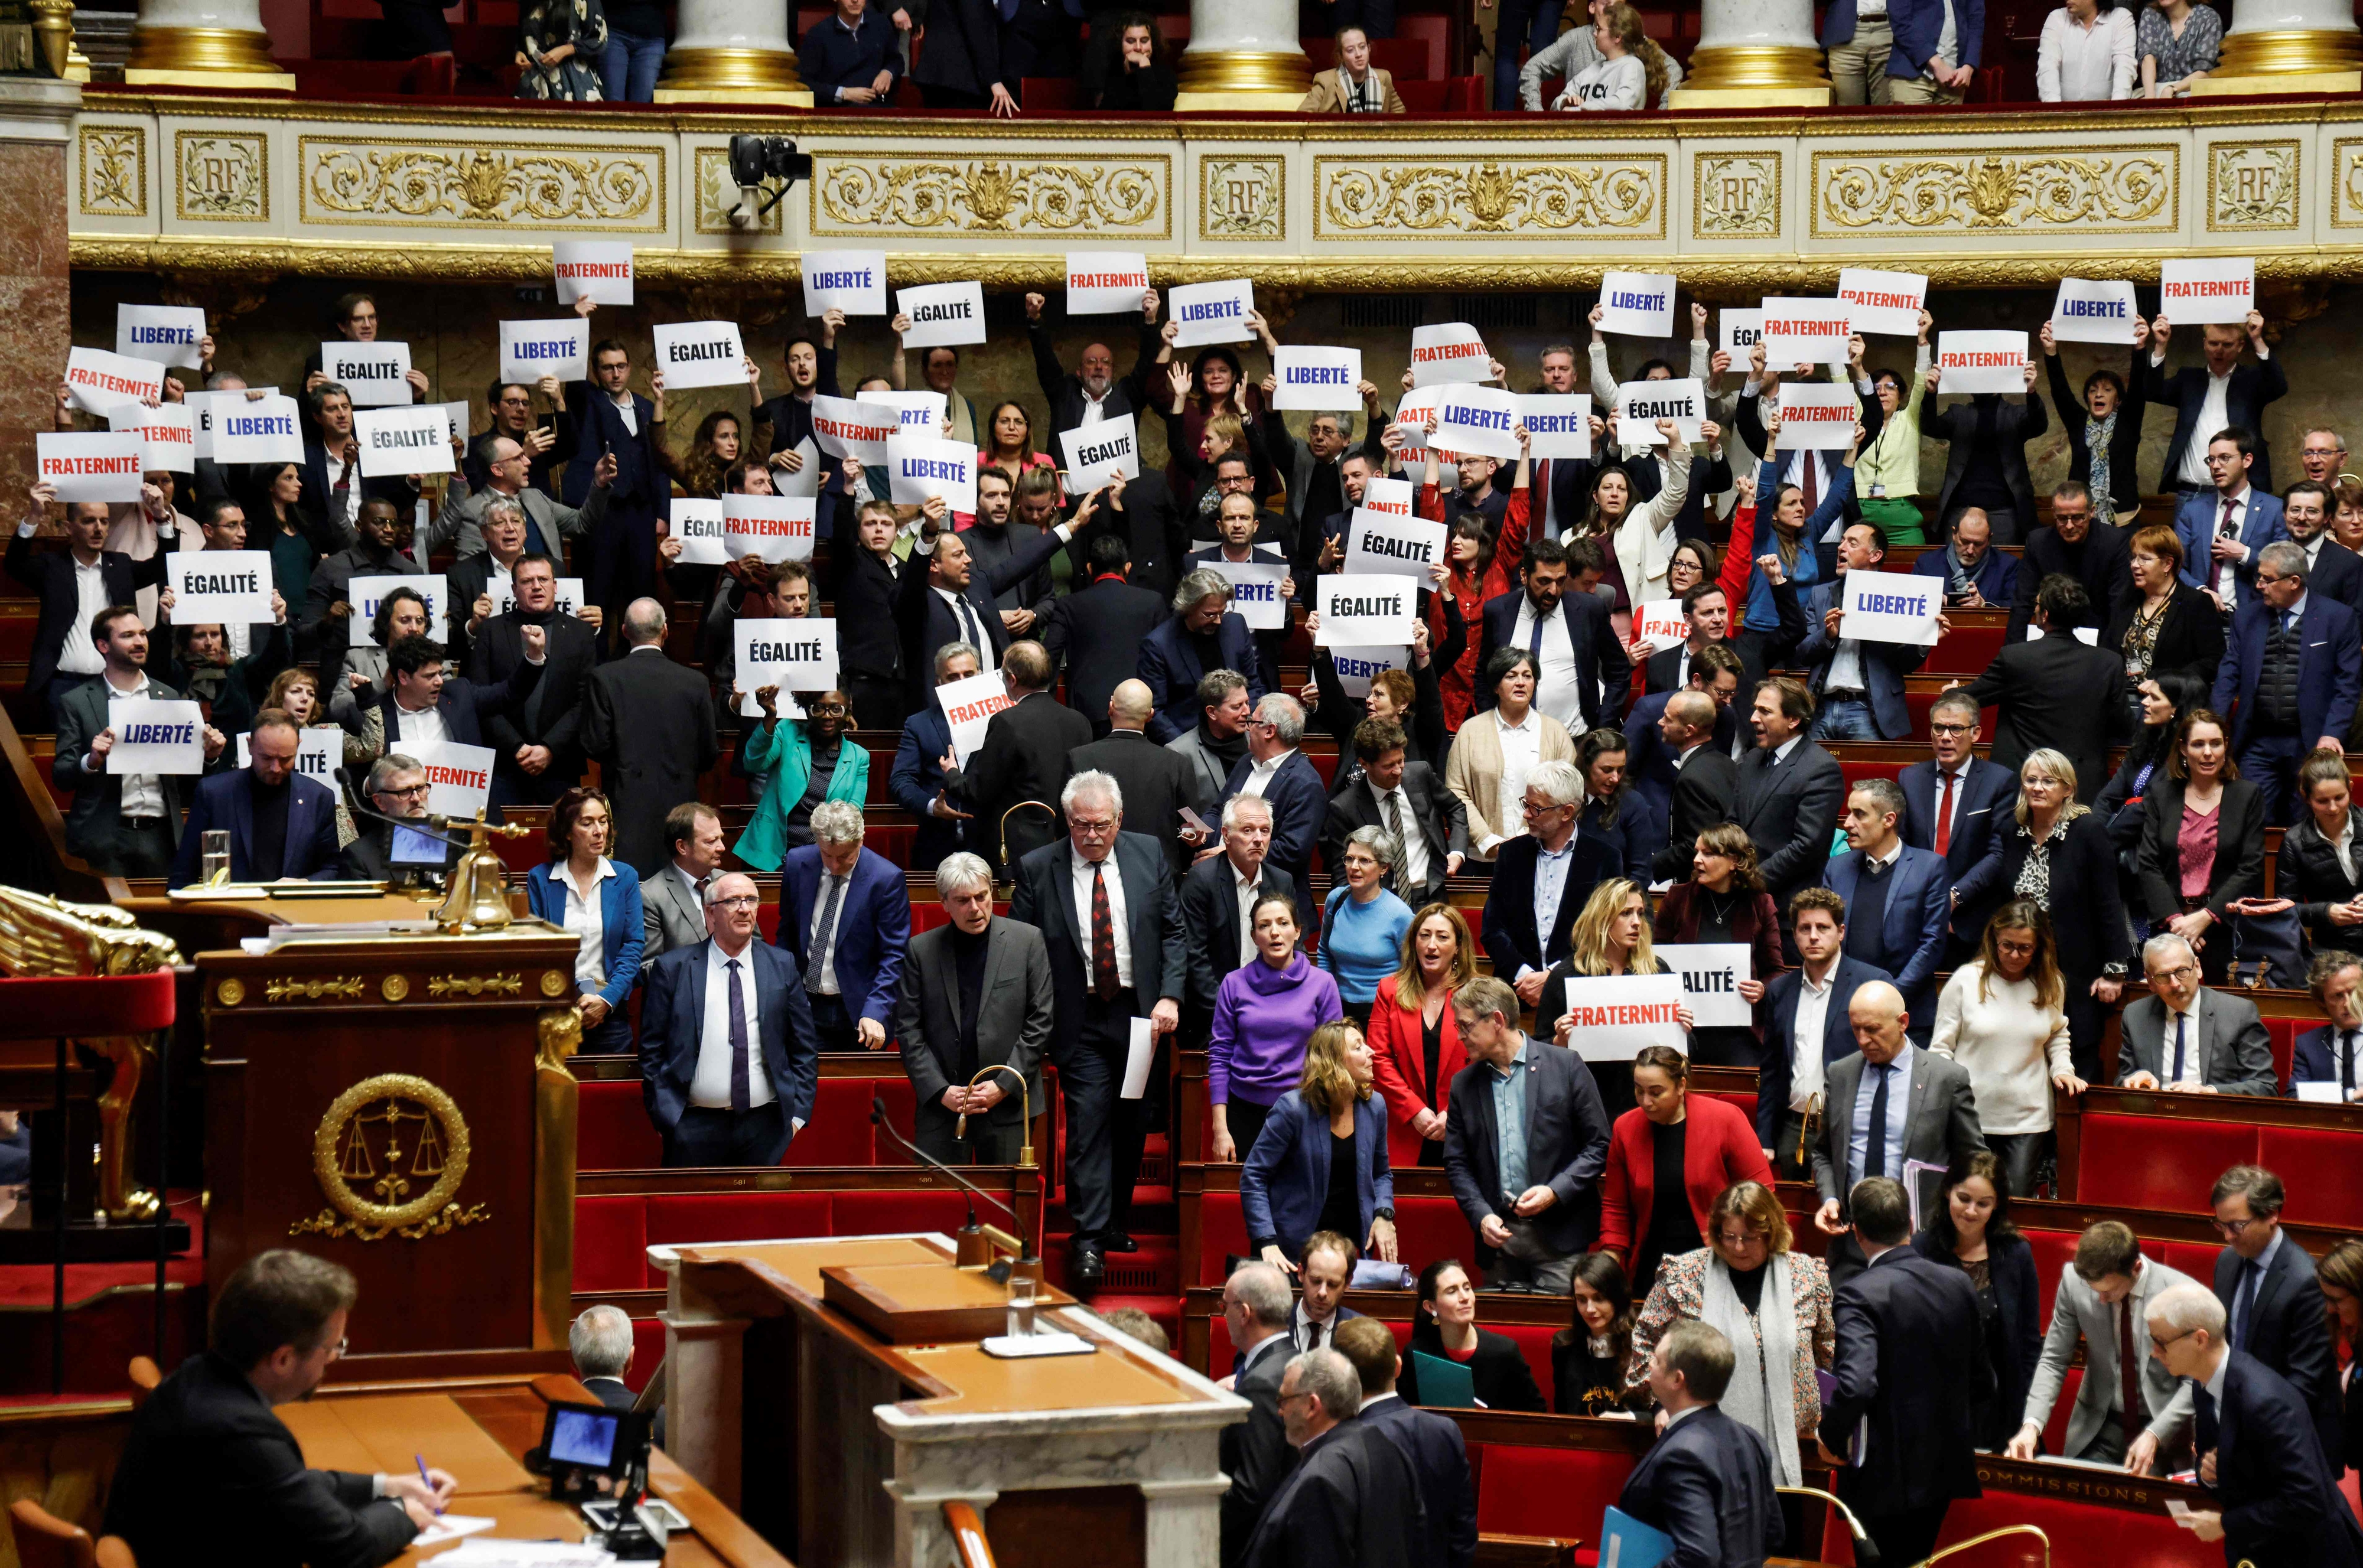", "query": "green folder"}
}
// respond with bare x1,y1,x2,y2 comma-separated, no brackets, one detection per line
1411,1349,1478,1408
